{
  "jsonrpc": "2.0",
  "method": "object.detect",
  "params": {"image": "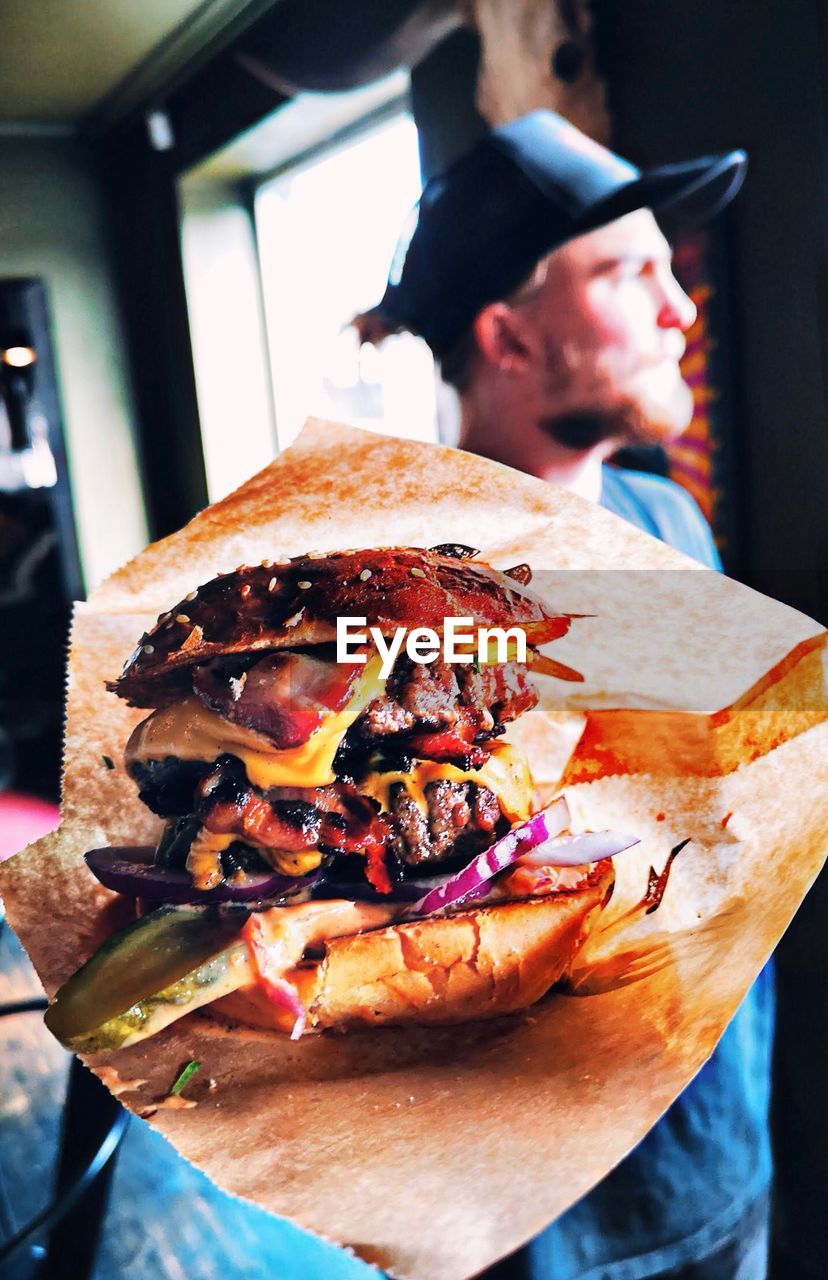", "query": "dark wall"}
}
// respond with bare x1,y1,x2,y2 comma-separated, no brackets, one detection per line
595,0,828,625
